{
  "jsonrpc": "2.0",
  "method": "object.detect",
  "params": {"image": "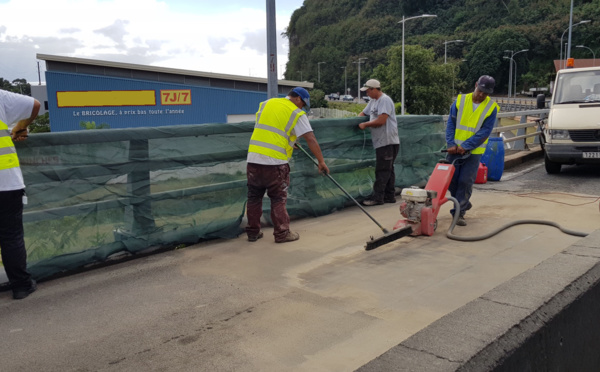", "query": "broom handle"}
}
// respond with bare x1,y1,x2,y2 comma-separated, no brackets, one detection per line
296,144,389,234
